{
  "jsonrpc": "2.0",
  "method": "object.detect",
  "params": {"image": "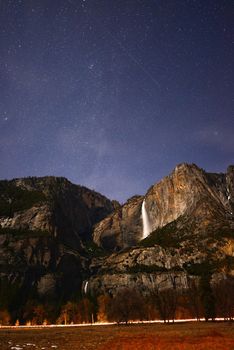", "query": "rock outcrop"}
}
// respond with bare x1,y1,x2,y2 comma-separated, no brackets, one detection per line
0,176,115,243
89,164,234,297
1,165,234,319
93,195,143,250
0,176,116,311
93,164,234,250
